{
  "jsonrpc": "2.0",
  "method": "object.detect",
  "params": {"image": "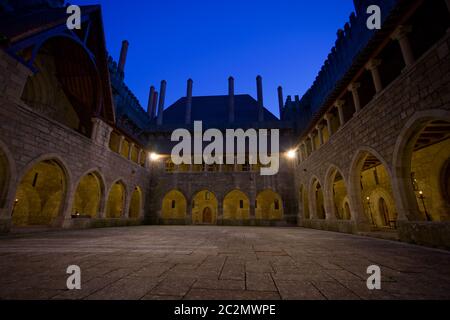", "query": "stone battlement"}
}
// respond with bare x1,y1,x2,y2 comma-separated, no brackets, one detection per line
285,0,398,123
